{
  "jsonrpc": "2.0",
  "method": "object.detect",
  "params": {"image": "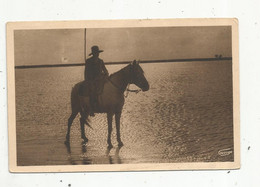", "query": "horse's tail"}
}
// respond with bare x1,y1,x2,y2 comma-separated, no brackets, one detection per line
70,85,78,111
70,82,83,114
71,82,93,129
